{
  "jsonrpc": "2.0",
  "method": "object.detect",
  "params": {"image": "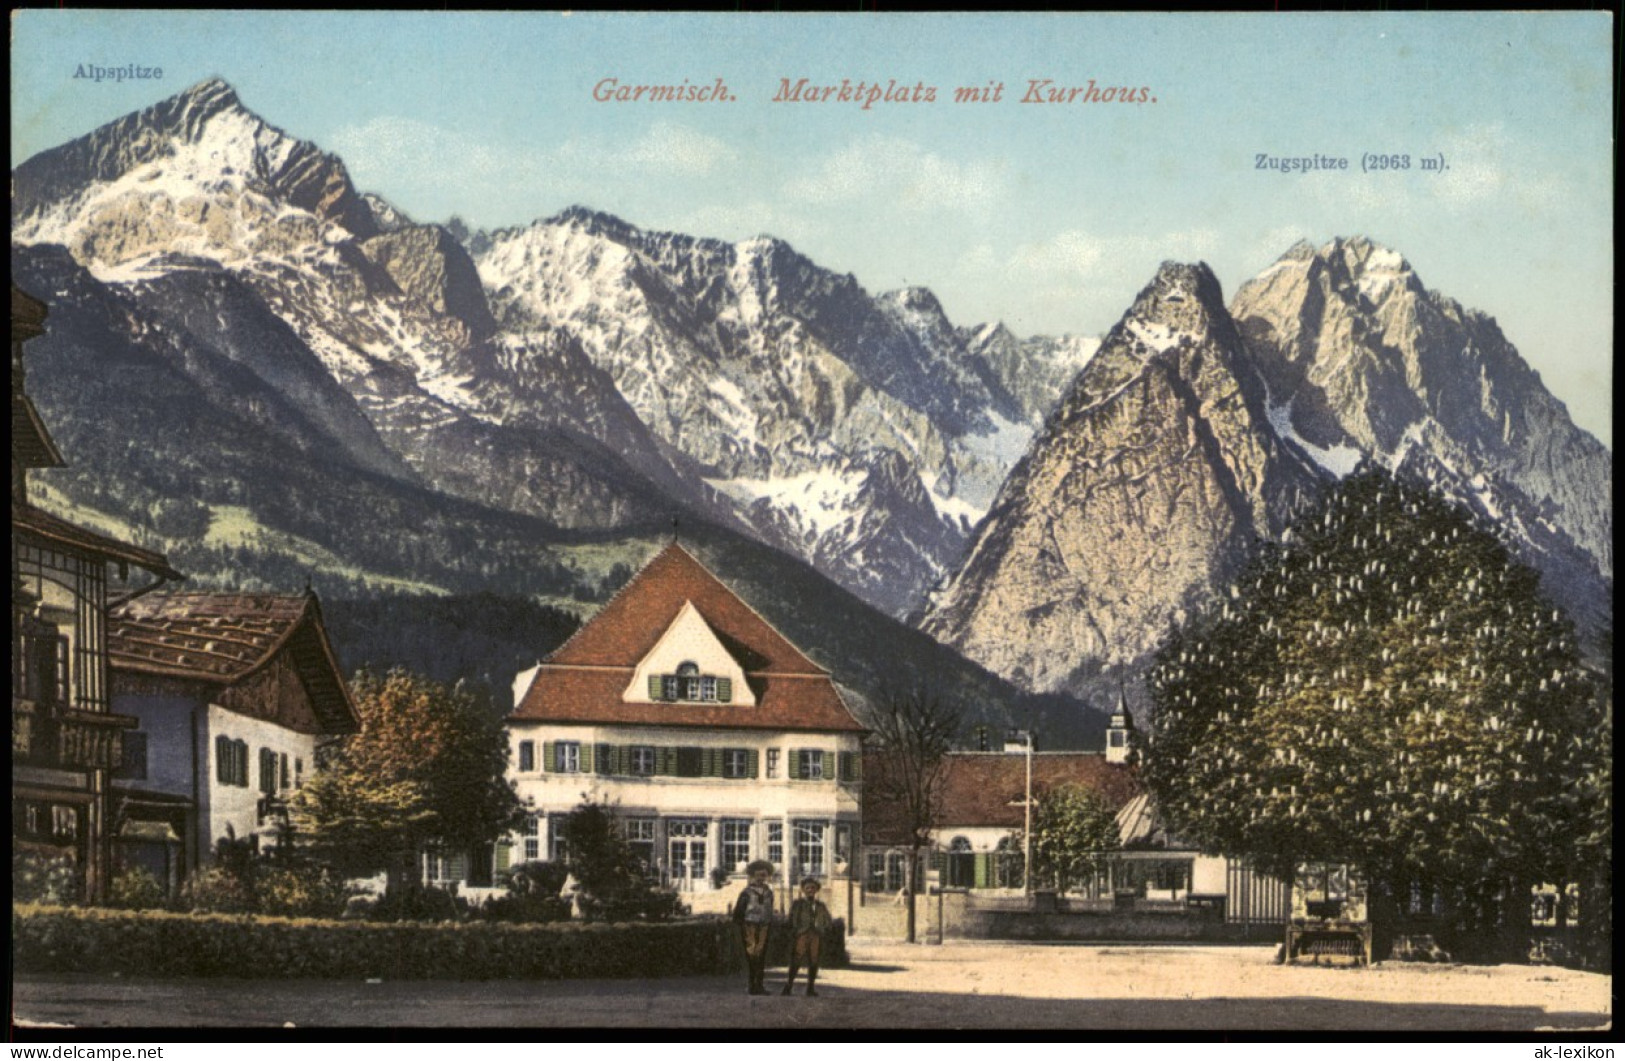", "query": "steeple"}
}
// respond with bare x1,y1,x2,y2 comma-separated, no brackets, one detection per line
1106,686,1136,764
